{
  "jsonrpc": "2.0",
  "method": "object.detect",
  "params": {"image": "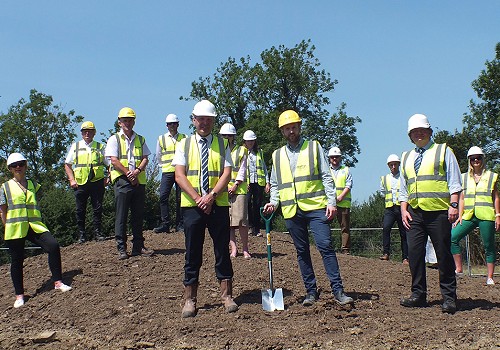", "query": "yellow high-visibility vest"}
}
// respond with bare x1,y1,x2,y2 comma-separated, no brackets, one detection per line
72,140,106,185
381,174,400,208
253,149,267,186
2,179,49,240
158,133,186,173
331,166,351,208
273,140,327,219
110,133,147,184
401,143,450,211
229,145,248,195
179,135,229,207
462,170,497,221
